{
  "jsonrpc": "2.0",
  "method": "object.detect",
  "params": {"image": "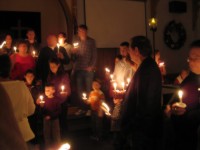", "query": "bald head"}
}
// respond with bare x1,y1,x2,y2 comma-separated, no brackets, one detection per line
188,40,200,75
